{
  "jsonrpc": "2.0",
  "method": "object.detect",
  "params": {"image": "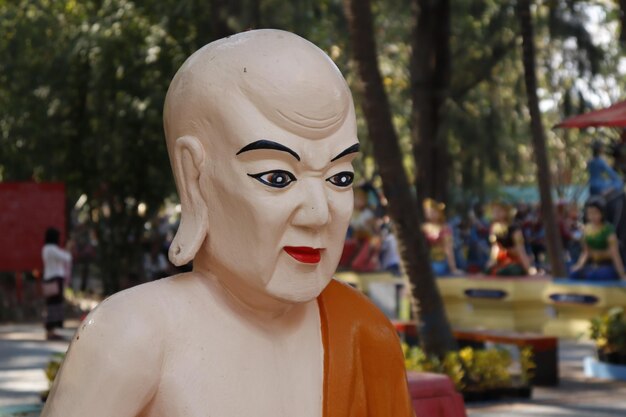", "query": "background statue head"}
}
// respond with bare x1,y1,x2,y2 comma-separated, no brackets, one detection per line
163,29,359,308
